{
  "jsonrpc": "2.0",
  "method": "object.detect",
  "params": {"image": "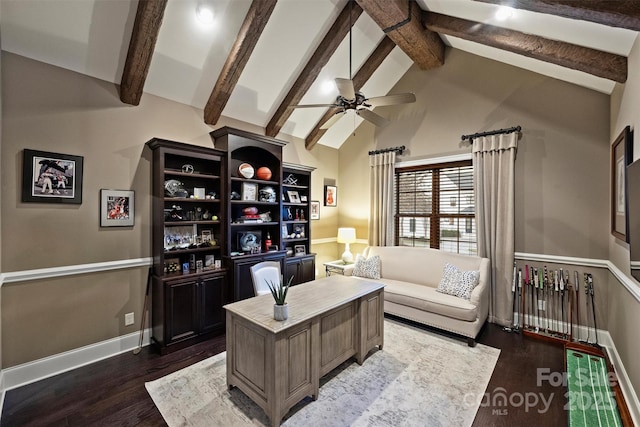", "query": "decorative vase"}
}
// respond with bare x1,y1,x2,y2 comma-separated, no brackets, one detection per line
274,303,288,321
